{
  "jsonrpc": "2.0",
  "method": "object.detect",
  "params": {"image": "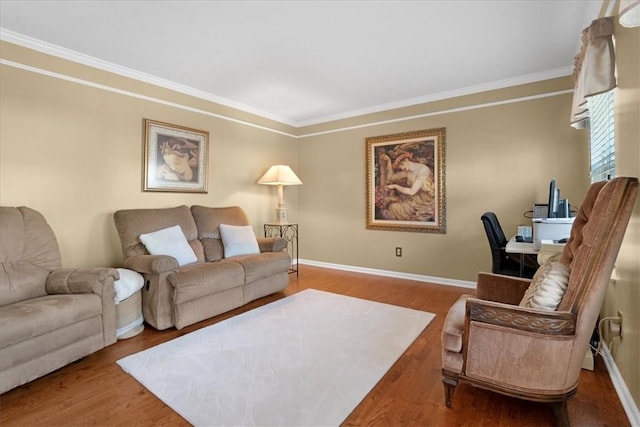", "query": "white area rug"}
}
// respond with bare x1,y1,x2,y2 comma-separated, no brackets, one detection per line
117,289,434,426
